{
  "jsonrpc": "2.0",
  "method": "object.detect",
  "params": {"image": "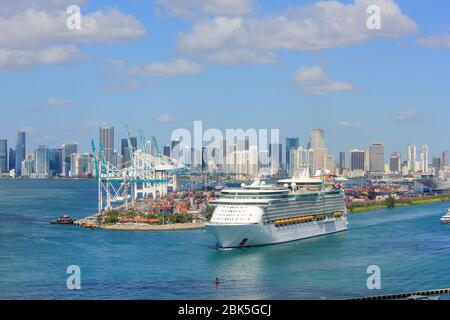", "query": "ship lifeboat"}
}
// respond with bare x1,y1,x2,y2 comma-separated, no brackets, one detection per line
333,212,342,218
